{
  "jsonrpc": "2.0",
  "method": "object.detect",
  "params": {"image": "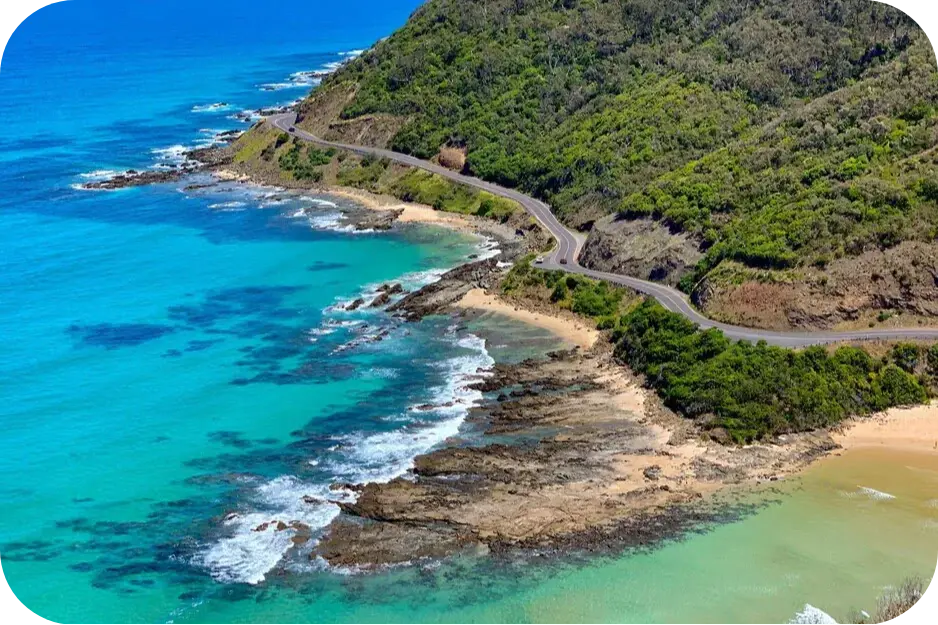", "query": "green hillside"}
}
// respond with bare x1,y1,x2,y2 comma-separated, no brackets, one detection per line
284,0,938,327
